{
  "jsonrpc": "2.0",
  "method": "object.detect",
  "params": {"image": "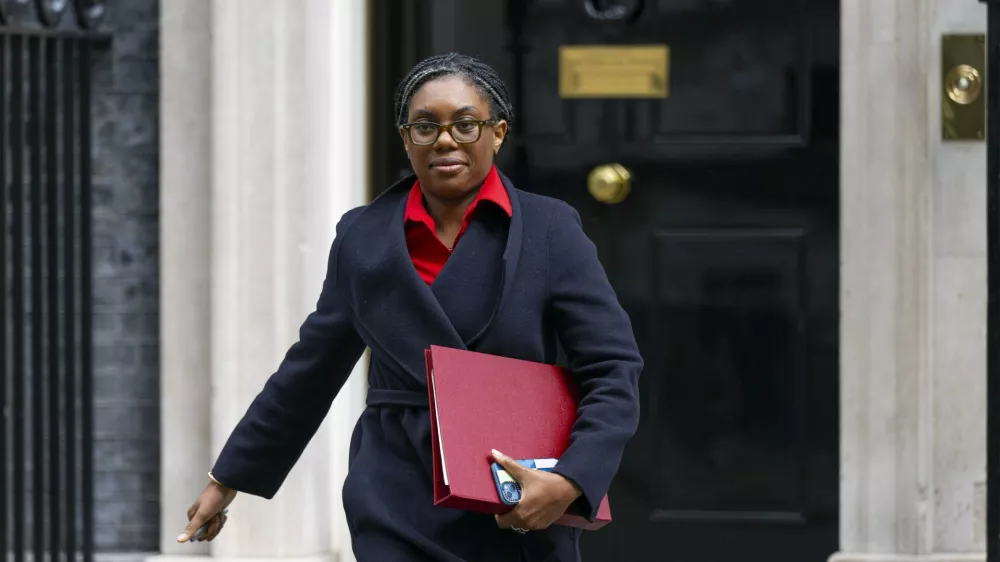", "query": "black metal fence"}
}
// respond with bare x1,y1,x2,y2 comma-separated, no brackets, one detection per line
1,2,106,561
